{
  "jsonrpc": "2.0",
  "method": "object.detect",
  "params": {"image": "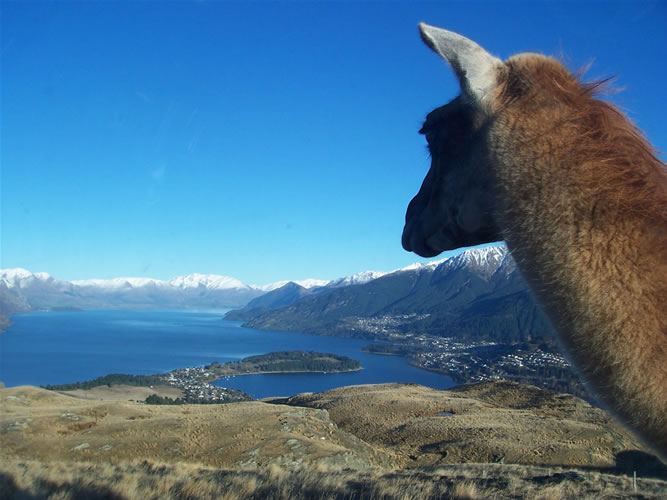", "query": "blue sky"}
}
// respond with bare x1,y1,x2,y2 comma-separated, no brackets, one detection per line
2,1,666,284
